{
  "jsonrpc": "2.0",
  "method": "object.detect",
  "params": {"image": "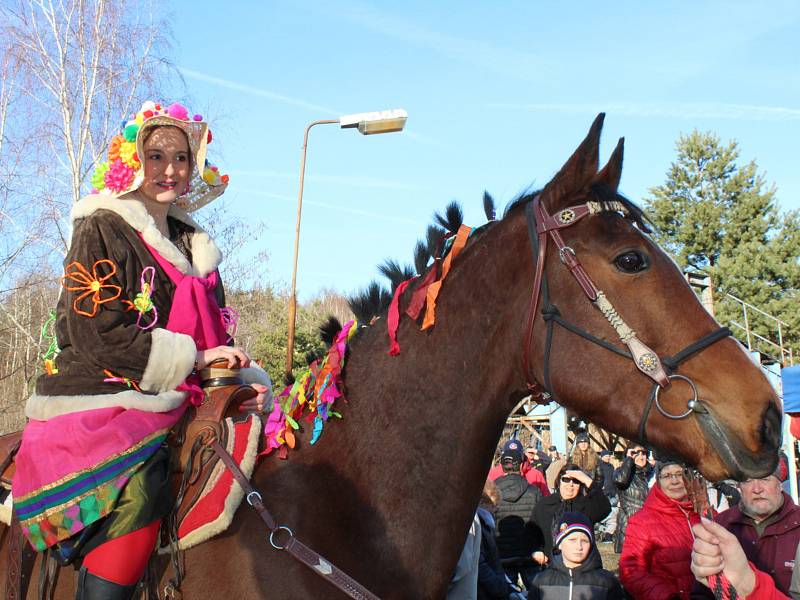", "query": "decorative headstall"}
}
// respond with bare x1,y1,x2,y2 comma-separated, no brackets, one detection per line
521,195,732,443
